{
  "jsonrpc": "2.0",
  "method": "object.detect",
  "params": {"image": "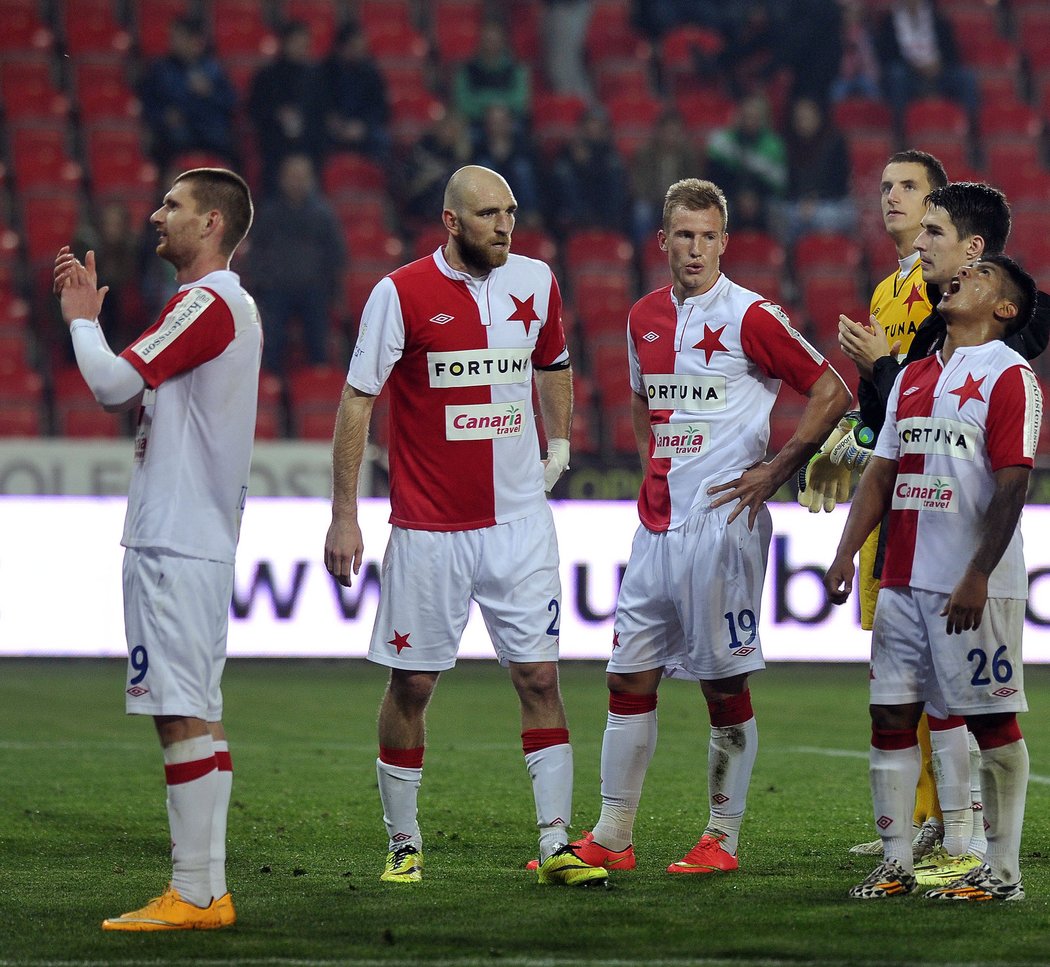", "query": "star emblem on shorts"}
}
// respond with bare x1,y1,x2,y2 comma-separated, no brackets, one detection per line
903,283,925,314
949,373,986,408
389,630,412,654
508,293,540,335
693,324,728,364
612,632,620,649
